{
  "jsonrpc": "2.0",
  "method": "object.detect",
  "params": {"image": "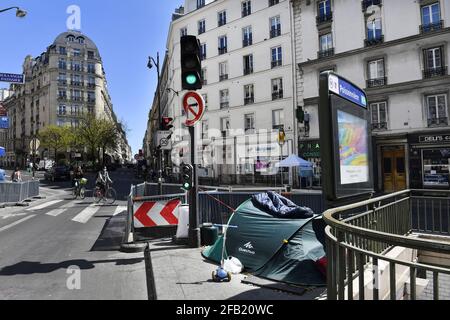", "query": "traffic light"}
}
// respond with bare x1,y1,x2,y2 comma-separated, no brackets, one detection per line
181,36,202,91
162,117,174,131
181,163,194,191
